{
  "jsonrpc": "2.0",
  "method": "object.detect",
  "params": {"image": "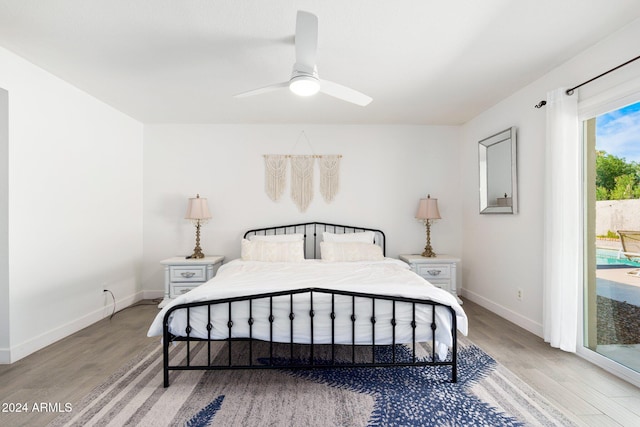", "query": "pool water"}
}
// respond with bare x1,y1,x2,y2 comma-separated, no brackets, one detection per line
596,248,640,268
